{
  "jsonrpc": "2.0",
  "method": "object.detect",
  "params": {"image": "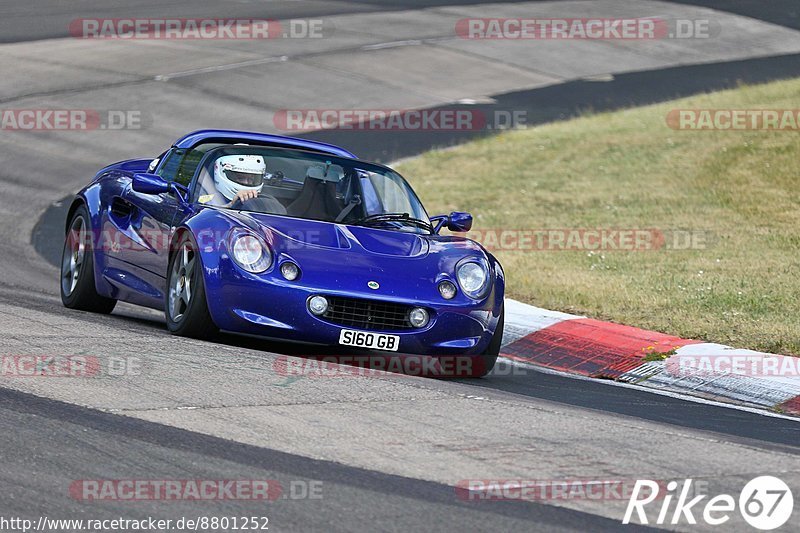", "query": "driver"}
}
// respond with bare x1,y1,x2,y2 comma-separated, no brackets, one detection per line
212,154,267,207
